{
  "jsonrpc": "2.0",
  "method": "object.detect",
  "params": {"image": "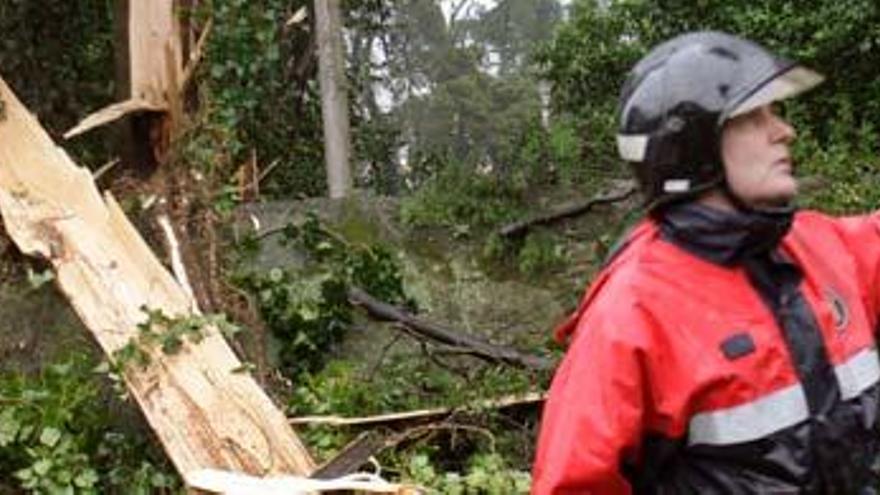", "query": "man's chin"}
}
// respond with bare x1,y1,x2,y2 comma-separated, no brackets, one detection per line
753,189,798,209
